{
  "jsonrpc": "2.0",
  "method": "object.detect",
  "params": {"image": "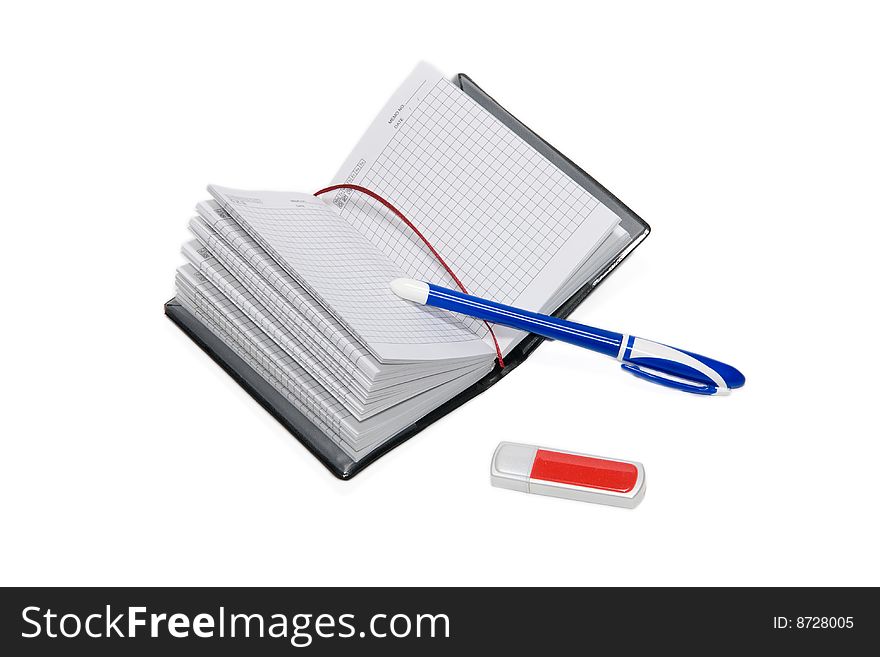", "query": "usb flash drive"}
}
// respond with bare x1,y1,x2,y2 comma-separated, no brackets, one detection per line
490,442,645,508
